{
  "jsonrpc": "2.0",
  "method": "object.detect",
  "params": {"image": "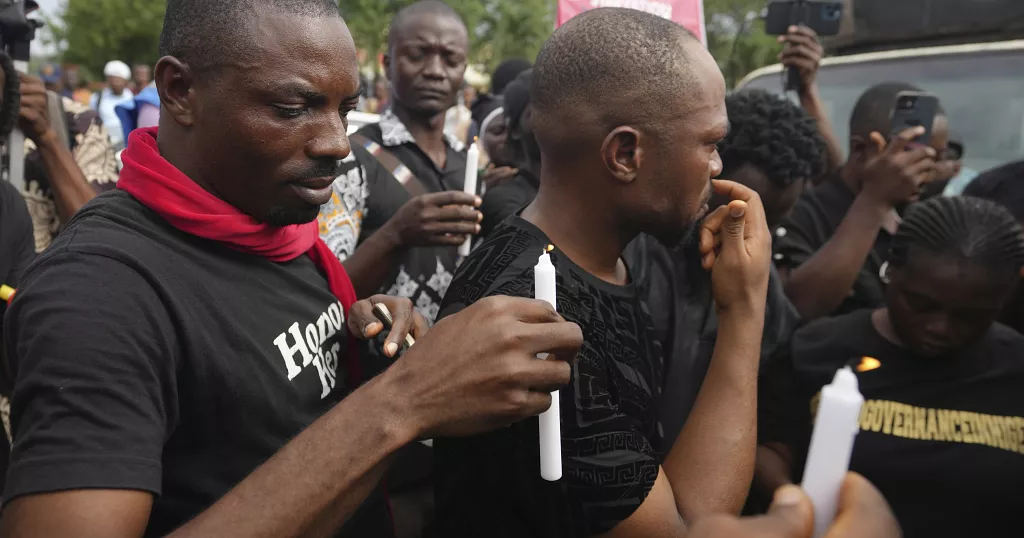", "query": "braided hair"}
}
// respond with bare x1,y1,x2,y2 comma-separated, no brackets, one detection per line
889,196,1024,282
719,89,827,188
